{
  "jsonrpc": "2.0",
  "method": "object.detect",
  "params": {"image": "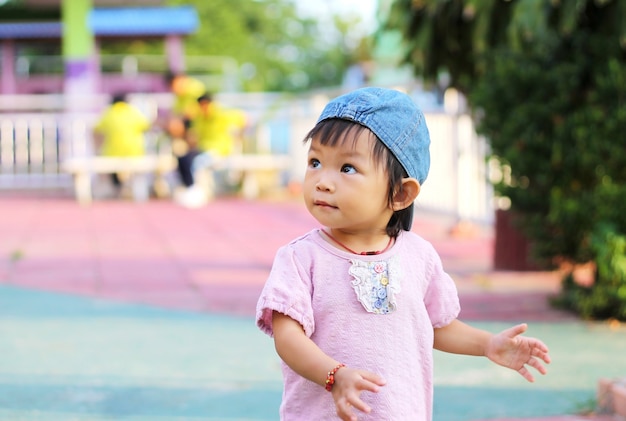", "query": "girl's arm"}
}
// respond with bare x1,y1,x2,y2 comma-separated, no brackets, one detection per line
272,311,386,421
272,311,339,386
433,319,551,382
